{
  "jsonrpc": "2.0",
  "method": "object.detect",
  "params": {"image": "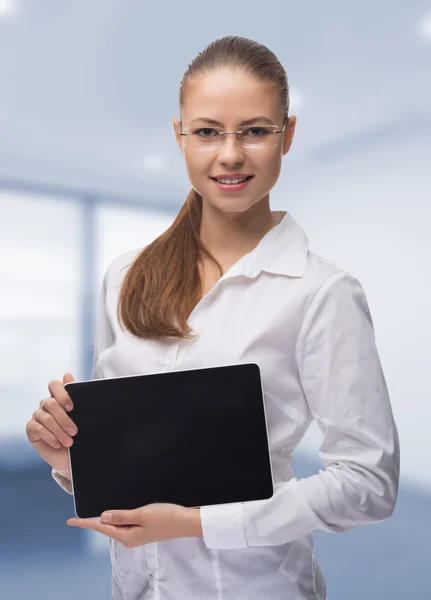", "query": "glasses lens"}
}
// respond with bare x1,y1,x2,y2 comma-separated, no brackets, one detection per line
183,127,223,150
239,126,281,148
181,125,283,150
